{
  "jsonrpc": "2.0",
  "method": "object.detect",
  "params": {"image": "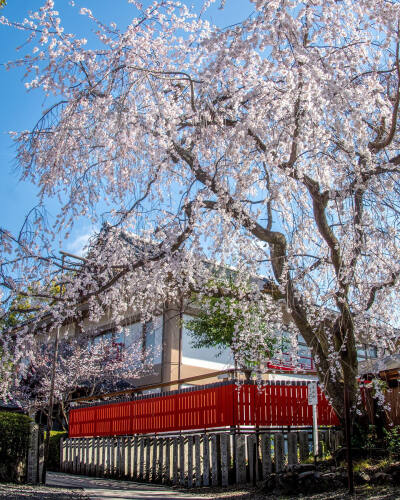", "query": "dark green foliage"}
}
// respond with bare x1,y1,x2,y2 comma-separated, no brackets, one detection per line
0,411,31,482
384,425,400,456
352,423,378,452
185,279,278,371
45,431,67,471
